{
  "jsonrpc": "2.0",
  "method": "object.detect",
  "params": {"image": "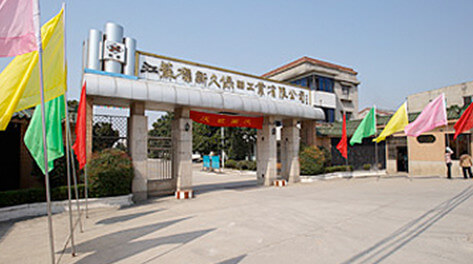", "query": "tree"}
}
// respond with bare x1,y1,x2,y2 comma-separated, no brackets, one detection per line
147,112,257,160
226,127,256,160
148,112,173,138
93,122,119,152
